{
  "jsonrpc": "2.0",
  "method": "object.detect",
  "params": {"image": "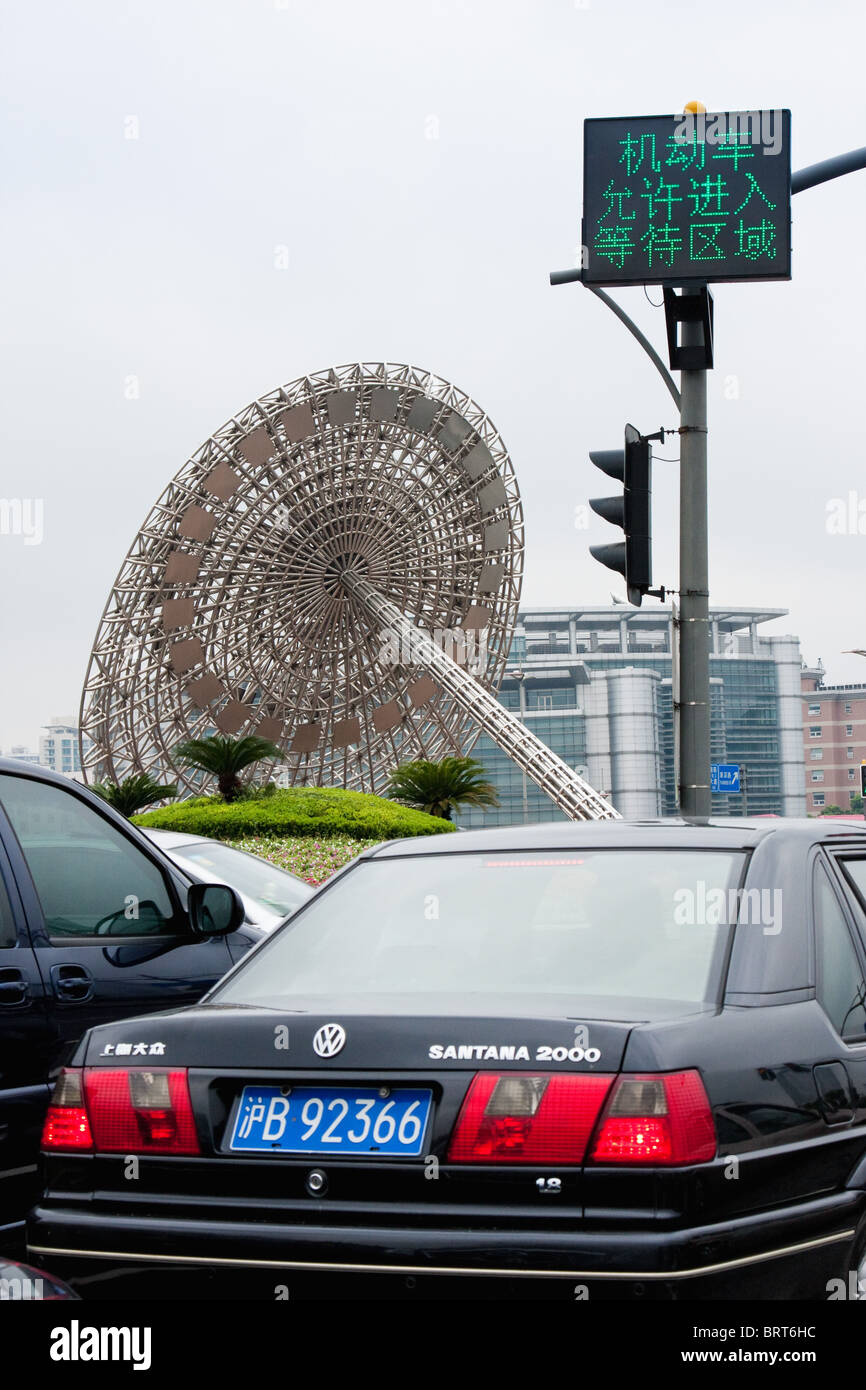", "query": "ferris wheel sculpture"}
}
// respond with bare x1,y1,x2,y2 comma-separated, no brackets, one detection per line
80,362,617,820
